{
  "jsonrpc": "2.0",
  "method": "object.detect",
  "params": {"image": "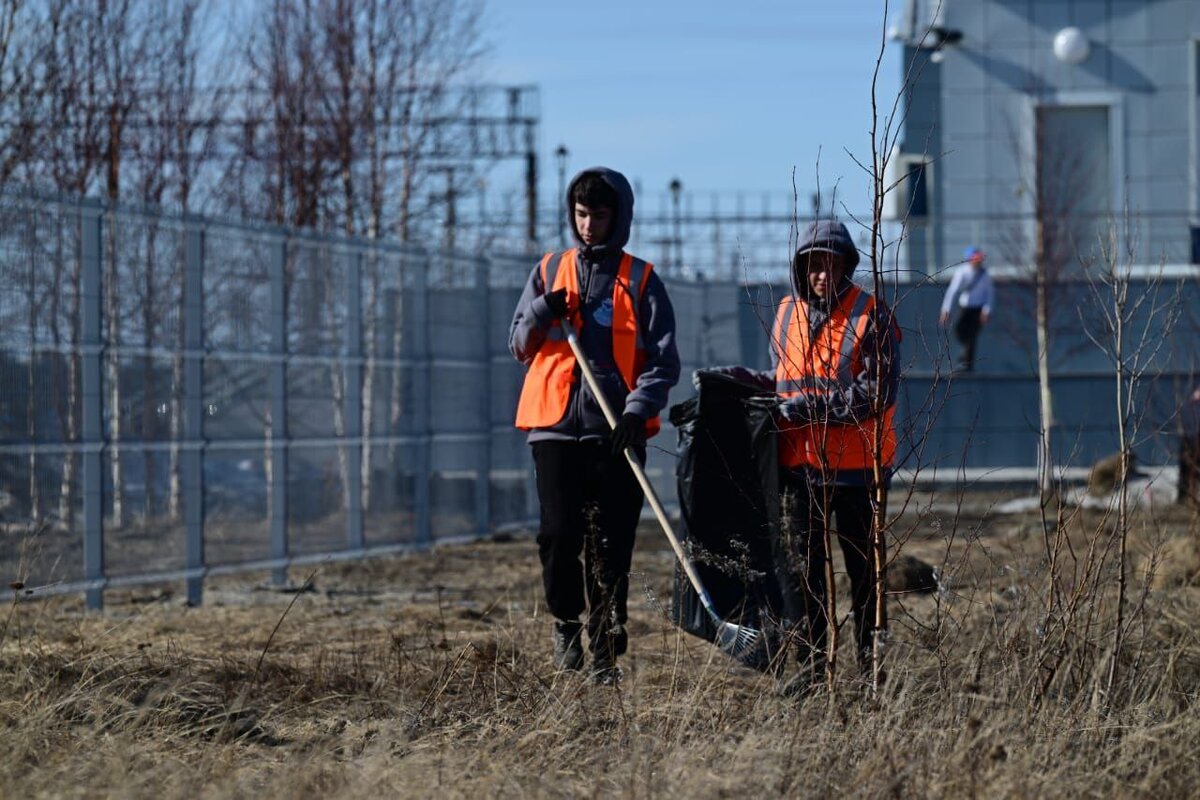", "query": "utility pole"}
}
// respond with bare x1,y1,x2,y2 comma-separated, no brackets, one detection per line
432,166,457,254
556,144,569,246
448,168,458,253
511,88,538,249
669,177,683,277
